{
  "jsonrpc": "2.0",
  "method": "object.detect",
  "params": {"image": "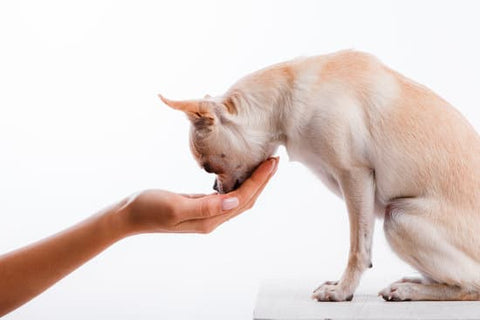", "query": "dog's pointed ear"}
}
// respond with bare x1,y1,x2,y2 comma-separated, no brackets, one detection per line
158,94,199,113
158,94,215,127
159,94,212,116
